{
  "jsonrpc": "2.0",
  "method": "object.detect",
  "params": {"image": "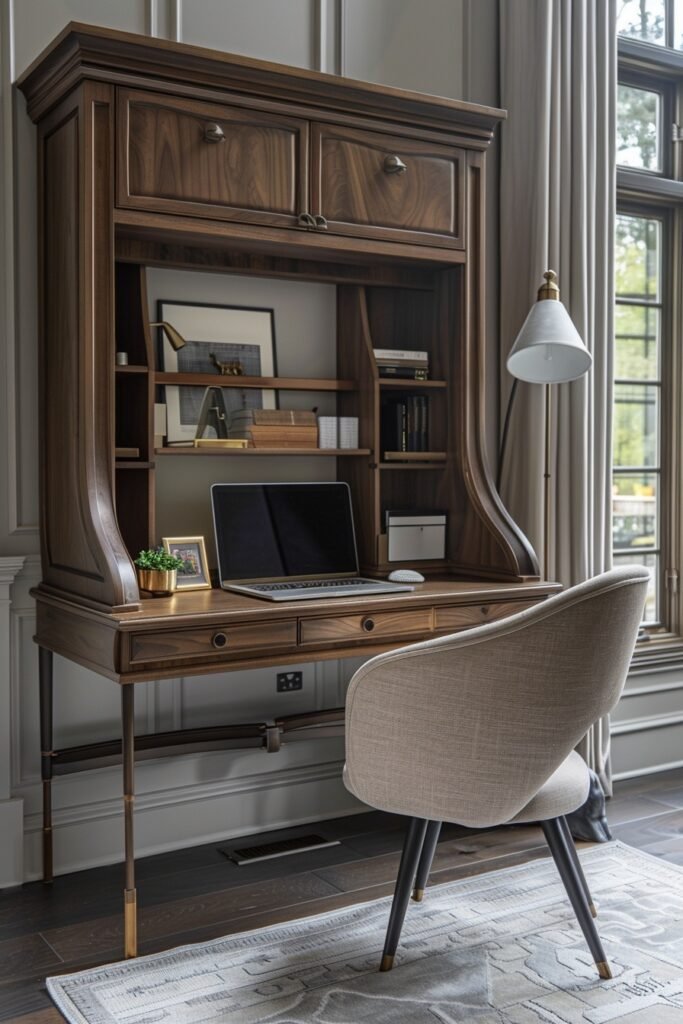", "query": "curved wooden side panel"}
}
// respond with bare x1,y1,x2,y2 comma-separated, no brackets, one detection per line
451,154,539,580
38,83,139,610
